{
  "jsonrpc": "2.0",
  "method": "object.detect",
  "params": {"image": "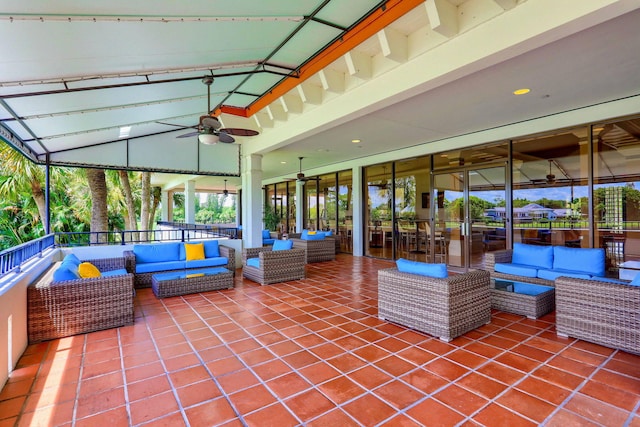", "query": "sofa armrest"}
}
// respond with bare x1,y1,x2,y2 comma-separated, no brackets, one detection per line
555,276,640,353
86,256,127,272
123,250,136,274
219,244,236,272
484,249,513,271
243,247,270,264
260,248,306,266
